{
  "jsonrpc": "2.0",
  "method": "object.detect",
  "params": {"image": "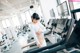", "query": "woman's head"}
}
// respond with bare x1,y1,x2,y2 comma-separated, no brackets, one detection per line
31,13,40,23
